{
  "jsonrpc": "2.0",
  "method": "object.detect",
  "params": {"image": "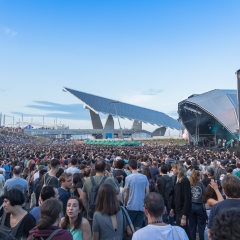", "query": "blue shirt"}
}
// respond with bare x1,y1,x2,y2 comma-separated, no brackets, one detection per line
125,173,149,211
4,164,12,179
30,206,64,223
58,187,71,216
